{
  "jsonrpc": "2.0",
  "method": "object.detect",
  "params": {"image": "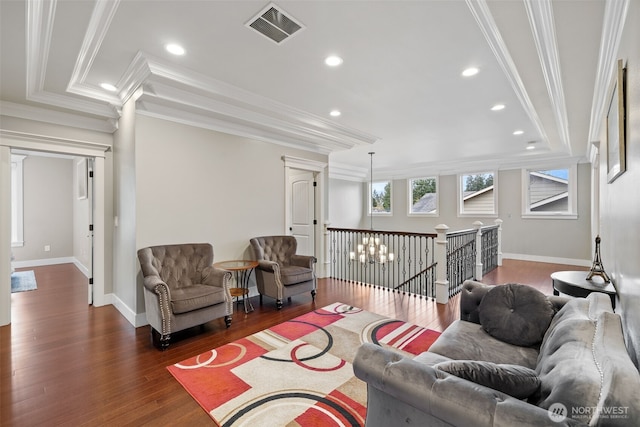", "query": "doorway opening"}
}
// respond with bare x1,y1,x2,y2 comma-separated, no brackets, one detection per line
9,150,95,313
